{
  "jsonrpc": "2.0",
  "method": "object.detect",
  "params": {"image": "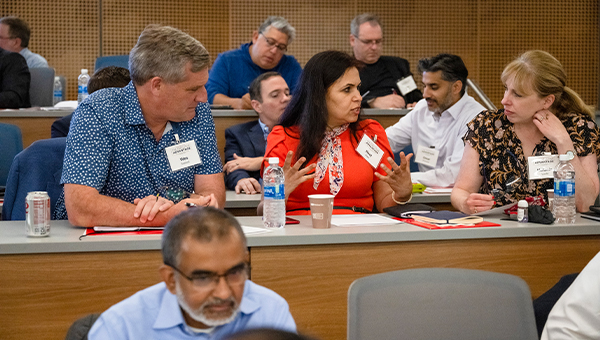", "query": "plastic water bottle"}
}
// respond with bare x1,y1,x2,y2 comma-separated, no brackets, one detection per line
263,157,285,228
77,69,90,103
53,76,62,105
553,153,576,224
